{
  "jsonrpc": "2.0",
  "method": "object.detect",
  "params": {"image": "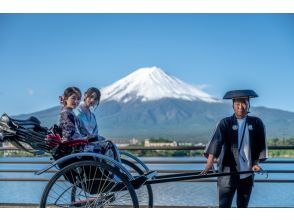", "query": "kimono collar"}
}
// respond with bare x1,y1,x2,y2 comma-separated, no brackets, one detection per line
231,114,247,130
61,107,74,113
232,114,248,122
231,114,254,131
